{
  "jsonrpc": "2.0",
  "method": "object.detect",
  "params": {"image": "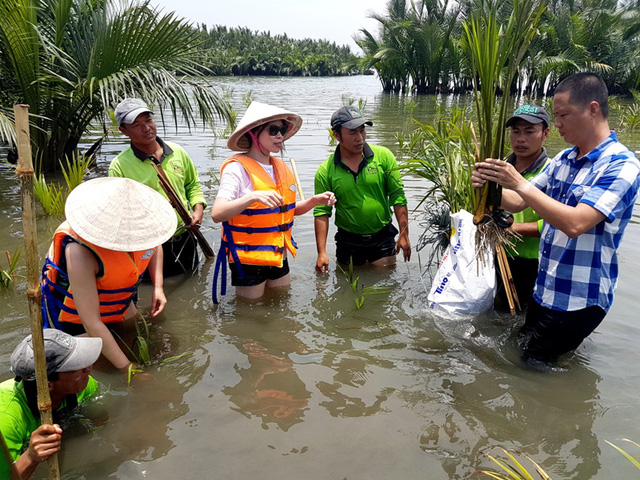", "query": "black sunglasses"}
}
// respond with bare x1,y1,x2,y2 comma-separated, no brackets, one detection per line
267,124,288,137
